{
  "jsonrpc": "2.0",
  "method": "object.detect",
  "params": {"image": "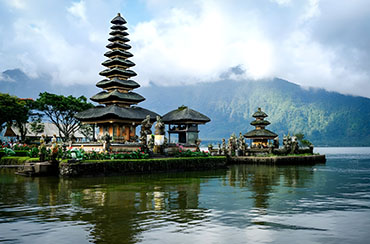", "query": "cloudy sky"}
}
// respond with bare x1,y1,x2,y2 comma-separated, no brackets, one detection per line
0,0,369,98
